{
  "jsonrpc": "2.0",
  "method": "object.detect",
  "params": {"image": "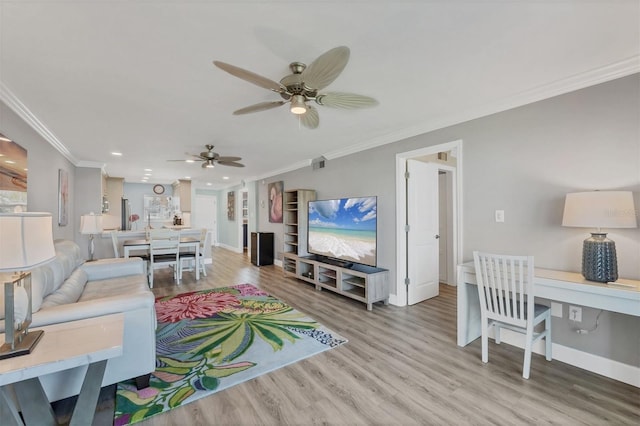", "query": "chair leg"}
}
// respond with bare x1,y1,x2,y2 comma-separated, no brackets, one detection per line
200,258,207,277
481,320,489,363
523,327,534,379
545,312,552,361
